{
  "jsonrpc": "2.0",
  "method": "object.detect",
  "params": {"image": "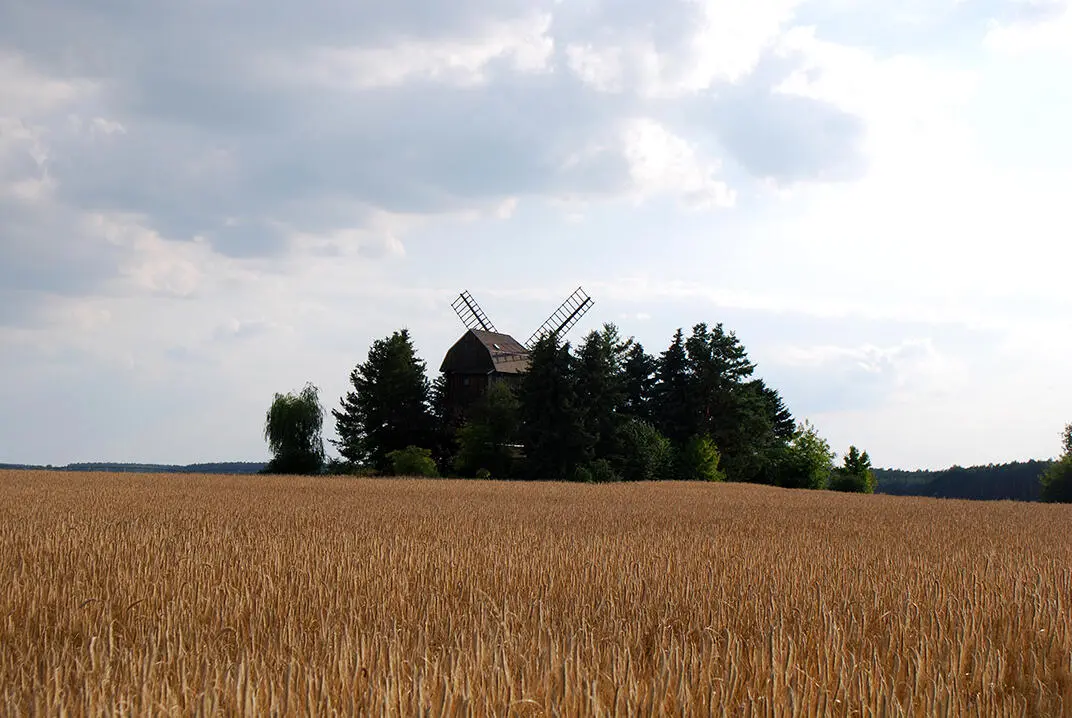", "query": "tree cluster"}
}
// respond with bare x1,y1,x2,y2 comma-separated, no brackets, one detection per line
283,322,876,491
1039,423,1072,503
